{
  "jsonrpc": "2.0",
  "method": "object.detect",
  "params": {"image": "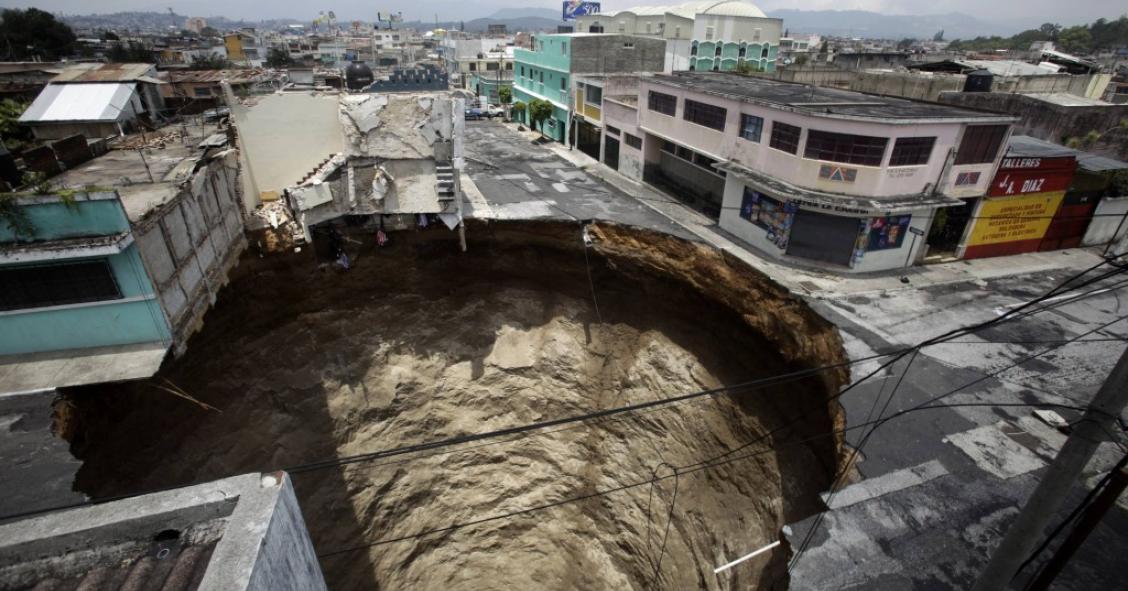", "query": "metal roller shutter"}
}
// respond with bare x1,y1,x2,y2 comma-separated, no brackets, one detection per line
786,209,860,267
